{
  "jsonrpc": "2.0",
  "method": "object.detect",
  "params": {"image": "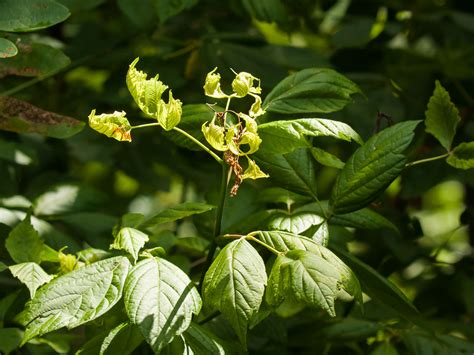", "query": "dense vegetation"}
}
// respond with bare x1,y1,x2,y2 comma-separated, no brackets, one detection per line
0,0,473,354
